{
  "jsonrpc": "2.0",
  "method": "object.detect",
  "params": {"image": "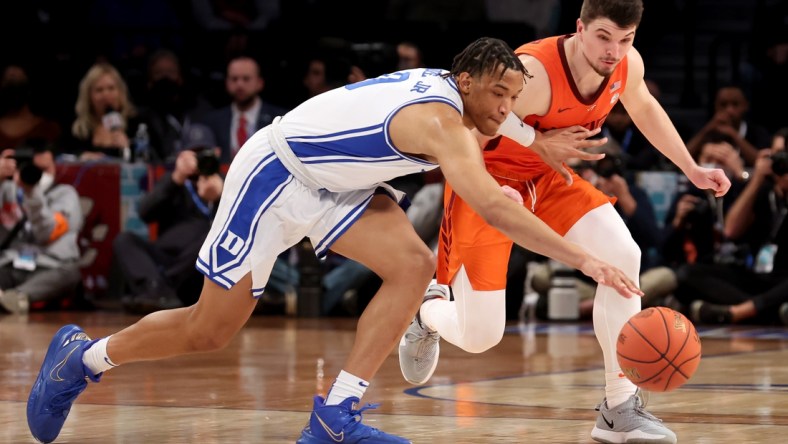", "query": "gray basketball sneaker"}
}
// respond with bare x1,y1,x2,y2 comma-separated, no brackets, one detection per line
591,390,677,444
398,284,447,385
